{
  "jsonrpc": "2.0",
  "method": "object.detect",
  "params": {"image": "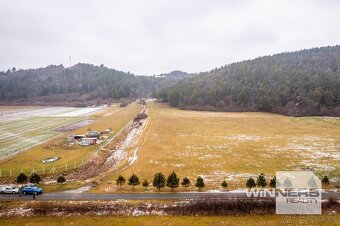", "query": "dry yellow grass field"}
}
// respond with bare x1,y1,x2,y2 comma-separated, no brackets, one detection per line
99,102,339,191
0,103,142,176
